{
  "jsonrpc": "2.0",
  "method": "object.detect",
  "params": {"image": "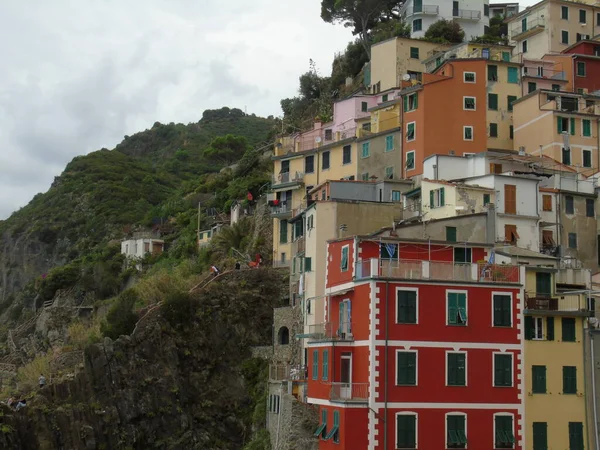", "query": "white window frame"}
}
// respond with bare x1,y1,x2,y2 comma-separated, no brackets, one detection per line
446,289,468,326
533,316,544,340
395,412,419,449
445,351,468,387
492,352,514,387
493,412,515,449
582,149,593,168
406,150,416,171
396,287,419,325
341,244,350,272
463,72,476,83
491,291,513,328
463,126,474,141
463,152,475,158
431,188,443,208
445,412,468,447
407,93,418,112
463,96,476,111
395,349,418,386
406,121,416,142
